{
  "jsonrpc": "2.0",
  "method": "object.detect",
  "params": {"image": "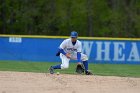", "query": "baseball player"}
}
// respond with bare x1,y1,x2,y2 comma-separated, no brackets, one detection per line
49,31,92,75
